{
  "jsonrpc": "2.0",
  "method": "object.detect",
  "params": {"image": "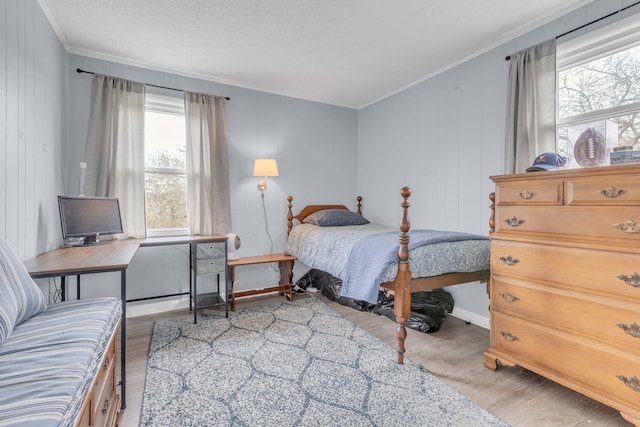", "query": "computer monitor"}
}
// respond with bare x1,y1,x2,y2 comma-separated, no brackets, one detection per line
57,195,124,245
